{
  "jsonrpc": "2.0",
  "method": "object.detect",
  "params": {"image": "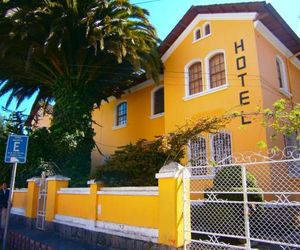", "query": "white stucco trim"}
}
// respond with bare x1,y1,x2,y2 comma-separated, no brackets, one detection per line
11,207,25,216
113,101,127,129
254,20,300,70
184,58,204,97
14,188,28,193
162,12,258,62
57,188,90,195
97,187,158,196
54,214,158,243
46,176,70,181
